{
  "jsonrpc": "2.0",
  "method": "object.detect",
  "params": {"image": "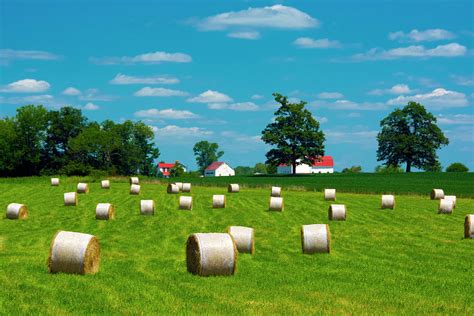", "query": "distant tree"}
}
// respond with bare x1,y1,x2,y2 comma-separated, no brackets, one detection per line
193,141,224,174
424,160,442,172
446,162,469,172
342,165,362,173
266,163,277,174
254,163,267,174
170,161,185,177
377,101,448,173
261,93,325,175
235,166,254,175
0,118,21,176
374,165,404,173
